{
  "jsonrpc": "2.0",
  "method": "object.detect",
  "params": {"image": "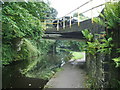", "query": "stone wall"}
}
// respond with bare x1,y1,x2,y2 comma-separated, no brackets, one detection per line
86,52,120,88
